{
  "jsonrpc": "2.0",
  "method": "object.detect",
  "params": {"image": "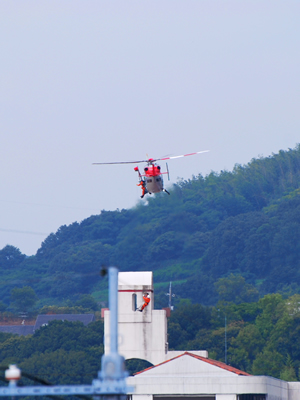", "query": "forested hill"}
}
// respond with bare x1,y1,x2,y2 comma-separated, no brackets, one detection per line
2,145,300,309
